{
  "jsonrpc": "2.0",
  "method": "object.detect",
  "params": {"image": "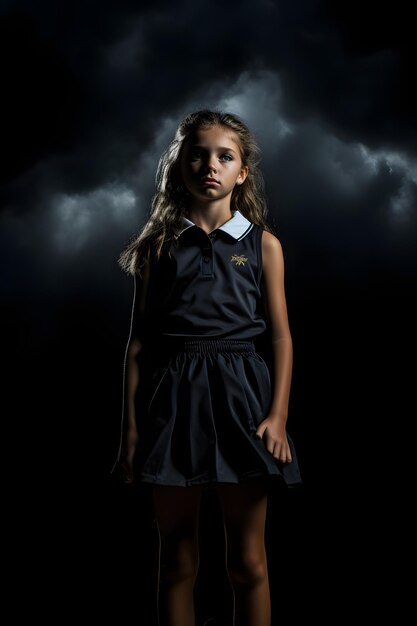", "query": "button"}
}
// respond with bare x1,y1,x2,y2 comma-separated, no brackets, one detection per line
203,257,210,263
